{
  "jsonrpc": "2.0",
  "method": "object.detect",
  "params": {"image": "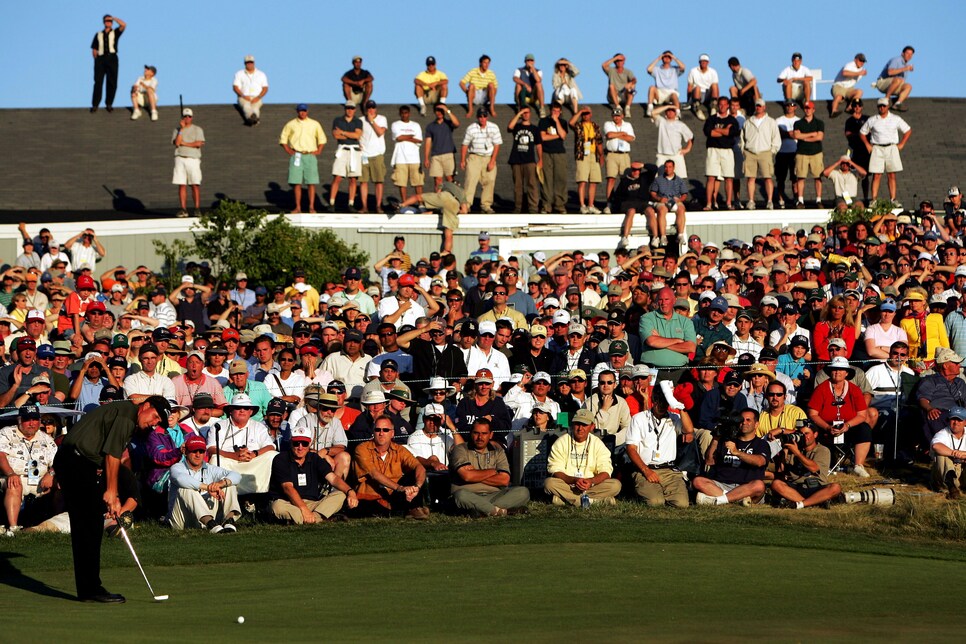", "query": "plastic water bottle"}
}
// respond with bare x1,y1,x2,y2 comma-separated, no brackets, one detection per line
580,493,591,509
